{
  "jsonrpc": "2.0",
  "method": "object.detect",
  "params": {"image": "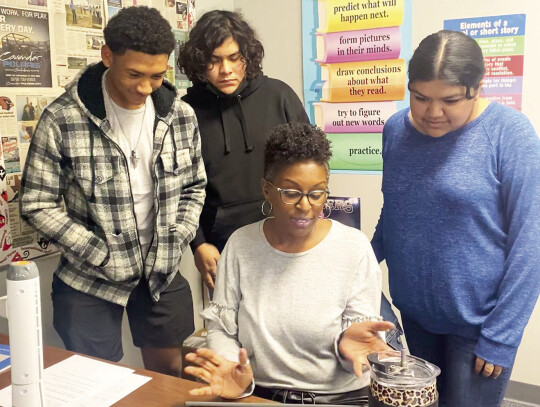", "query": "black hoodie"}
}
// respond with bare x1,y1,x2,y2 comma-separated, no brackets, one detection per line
183,75,309,251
